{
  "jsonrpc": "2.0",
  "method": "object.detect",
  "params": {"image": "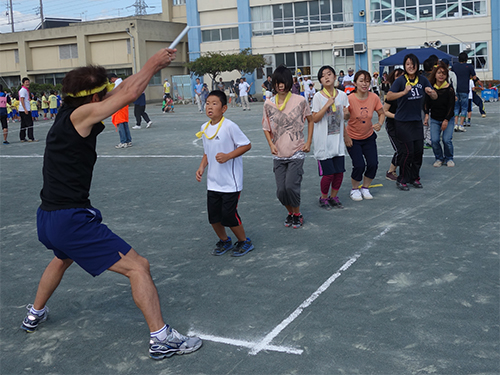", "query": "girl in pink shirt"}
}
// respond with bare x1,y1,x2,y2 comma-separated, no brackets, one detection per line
263,66,313,229
345,70,385,201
